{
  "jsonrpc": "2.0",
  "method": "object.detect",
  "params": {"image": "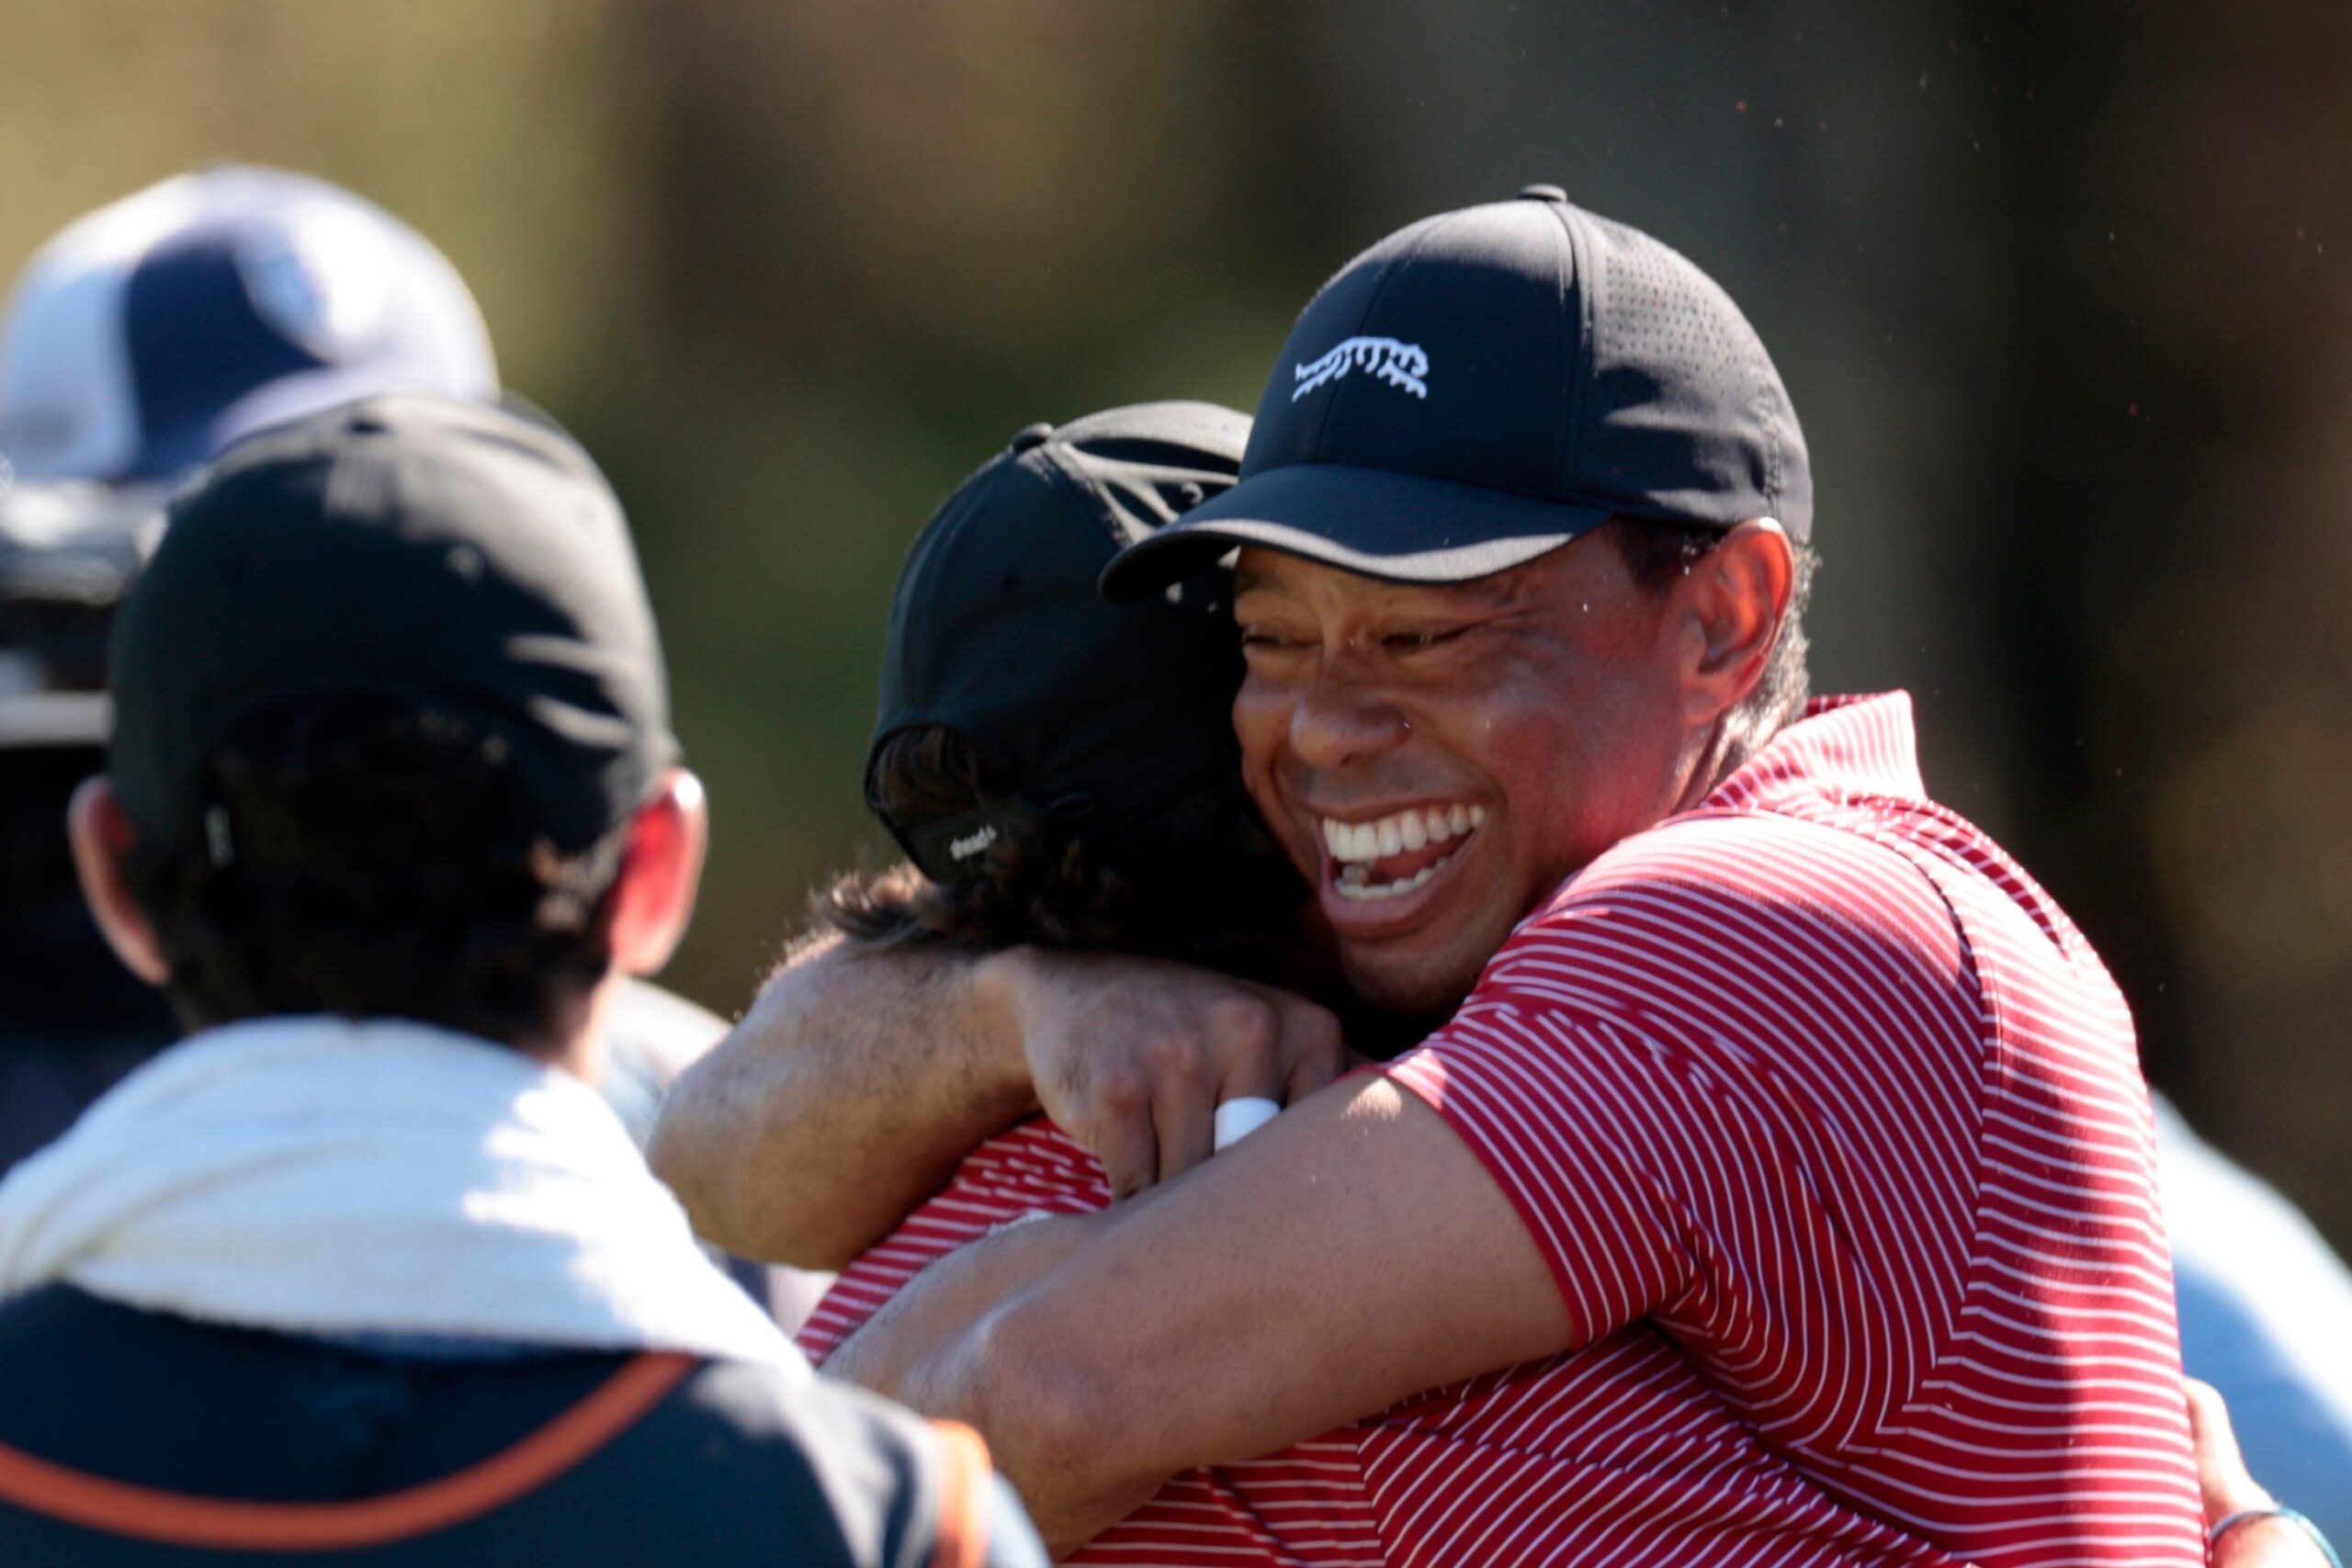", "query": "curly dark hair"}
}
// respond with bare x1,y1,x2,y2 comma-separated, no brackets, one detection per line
121,698,632,1052
816,726,1306,980
1610,515,1819,736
